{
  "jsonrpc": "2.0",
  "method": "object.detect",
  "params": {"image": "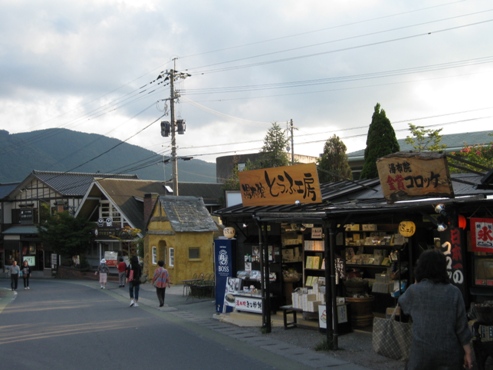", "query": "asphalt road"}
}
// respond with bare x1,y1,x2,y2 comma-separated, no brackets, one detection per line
0,279,308,370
